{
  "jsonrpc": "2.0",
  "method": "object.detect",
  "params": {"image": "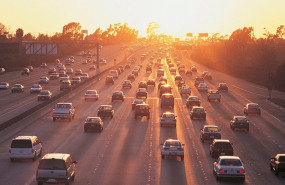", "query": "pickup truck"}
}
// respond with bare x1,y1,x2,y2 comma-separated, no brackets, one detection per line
270,154,285,175
52,103,75,122
180,85,191,96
